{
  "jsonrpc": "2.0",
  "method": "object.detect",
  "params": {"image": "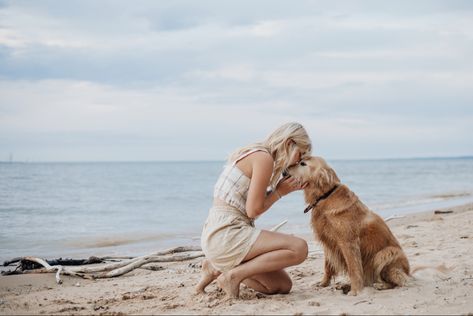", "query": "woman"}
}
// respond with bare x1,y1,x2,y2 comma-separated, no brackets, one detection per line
196,122,312,298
